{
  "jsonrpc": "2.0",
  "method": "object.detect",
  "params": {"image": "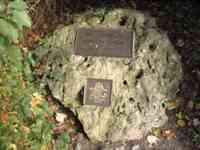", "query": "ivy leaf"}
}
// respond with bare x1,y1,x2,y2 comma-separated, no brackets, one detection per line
6,45,23,71
0,36,7,50
27,53,36,67
0,1,6,12
11,10,31,29
8,0,27,11
57,132,69,150
0,19,19,42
